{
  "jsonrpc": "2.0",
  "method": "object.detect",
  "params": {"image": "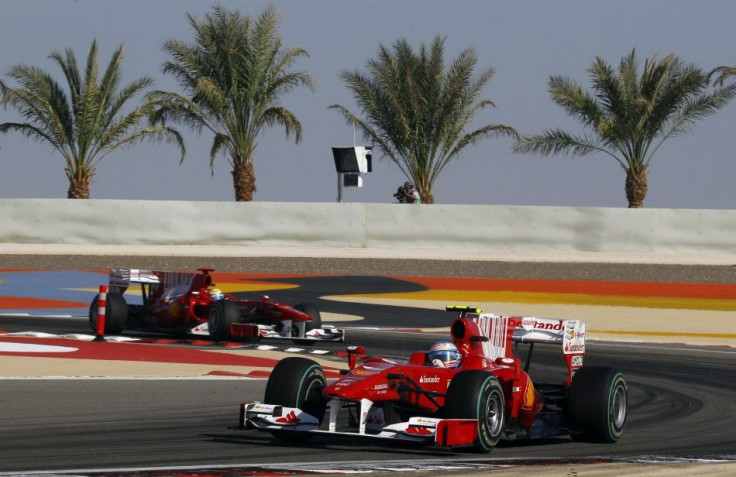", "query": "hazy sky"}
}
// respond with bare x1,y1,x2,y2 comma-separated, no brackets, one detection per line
1,0,735,209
